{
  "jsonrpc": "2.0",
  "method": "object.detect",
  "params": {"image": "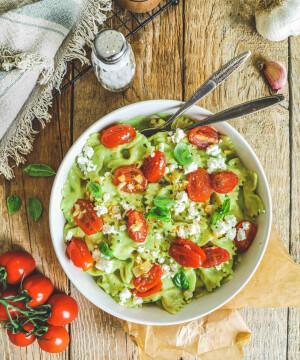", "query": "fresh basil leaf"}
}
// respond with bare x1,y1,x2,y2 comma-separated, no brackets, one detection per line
6,194,22,214
99,242,114,258
172,270,189,290
27,196,42,221
210,199,231,225
174,143,193,165
145,206,172,222
210,212,223,226
222,199,231,215
23,164,56,177
153,196,176,208
89,182,102,199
